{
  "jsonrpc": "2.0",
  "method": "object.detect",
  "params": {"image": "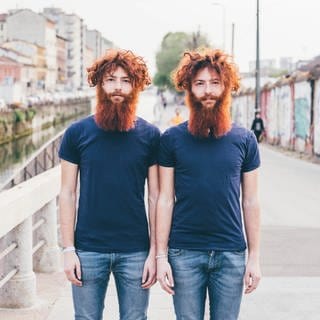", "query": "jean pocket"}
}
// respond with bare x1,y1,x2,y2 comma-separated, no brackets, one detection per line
168,248,183,257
